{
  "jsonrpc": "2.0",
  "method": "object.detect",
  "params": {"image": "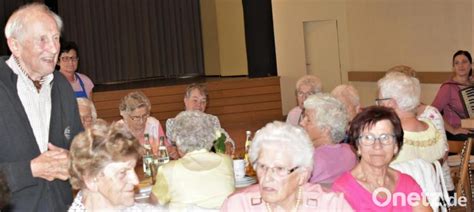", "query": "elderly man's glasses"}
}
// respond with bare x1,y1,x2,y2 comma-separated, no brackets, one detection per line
358,133,395,146
60,56,79,62
129,114,149,122
375,98,391,106
255,162,299,177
